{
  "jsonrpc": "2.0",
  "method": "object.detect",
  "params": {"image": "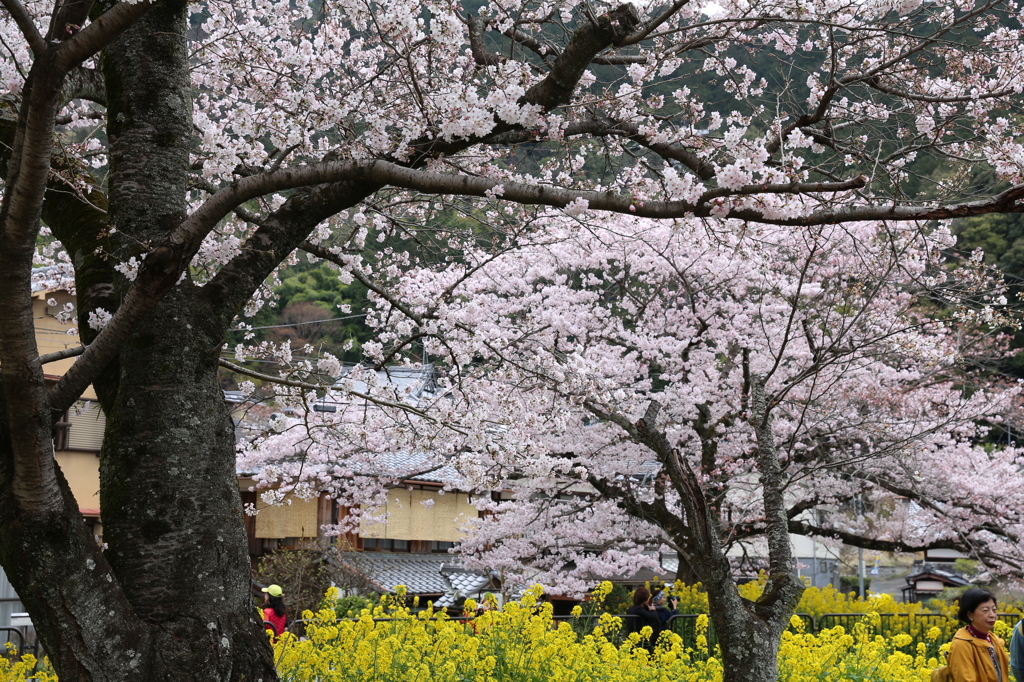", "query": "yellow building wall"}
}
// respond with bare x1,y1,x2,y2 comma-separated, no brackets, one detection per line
55,451,101,514
254,495,320,539
34,290,96,400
